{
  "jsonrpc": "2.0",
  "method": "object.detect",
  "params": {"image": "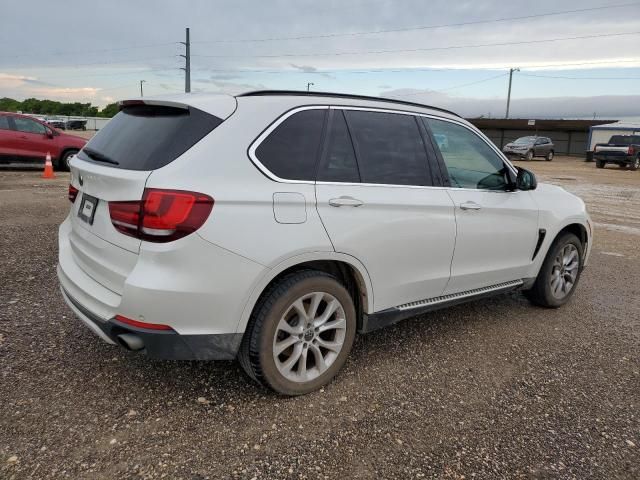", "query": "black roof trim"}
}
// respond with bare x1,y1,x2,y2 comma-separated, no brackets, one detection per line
237,90,460,118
